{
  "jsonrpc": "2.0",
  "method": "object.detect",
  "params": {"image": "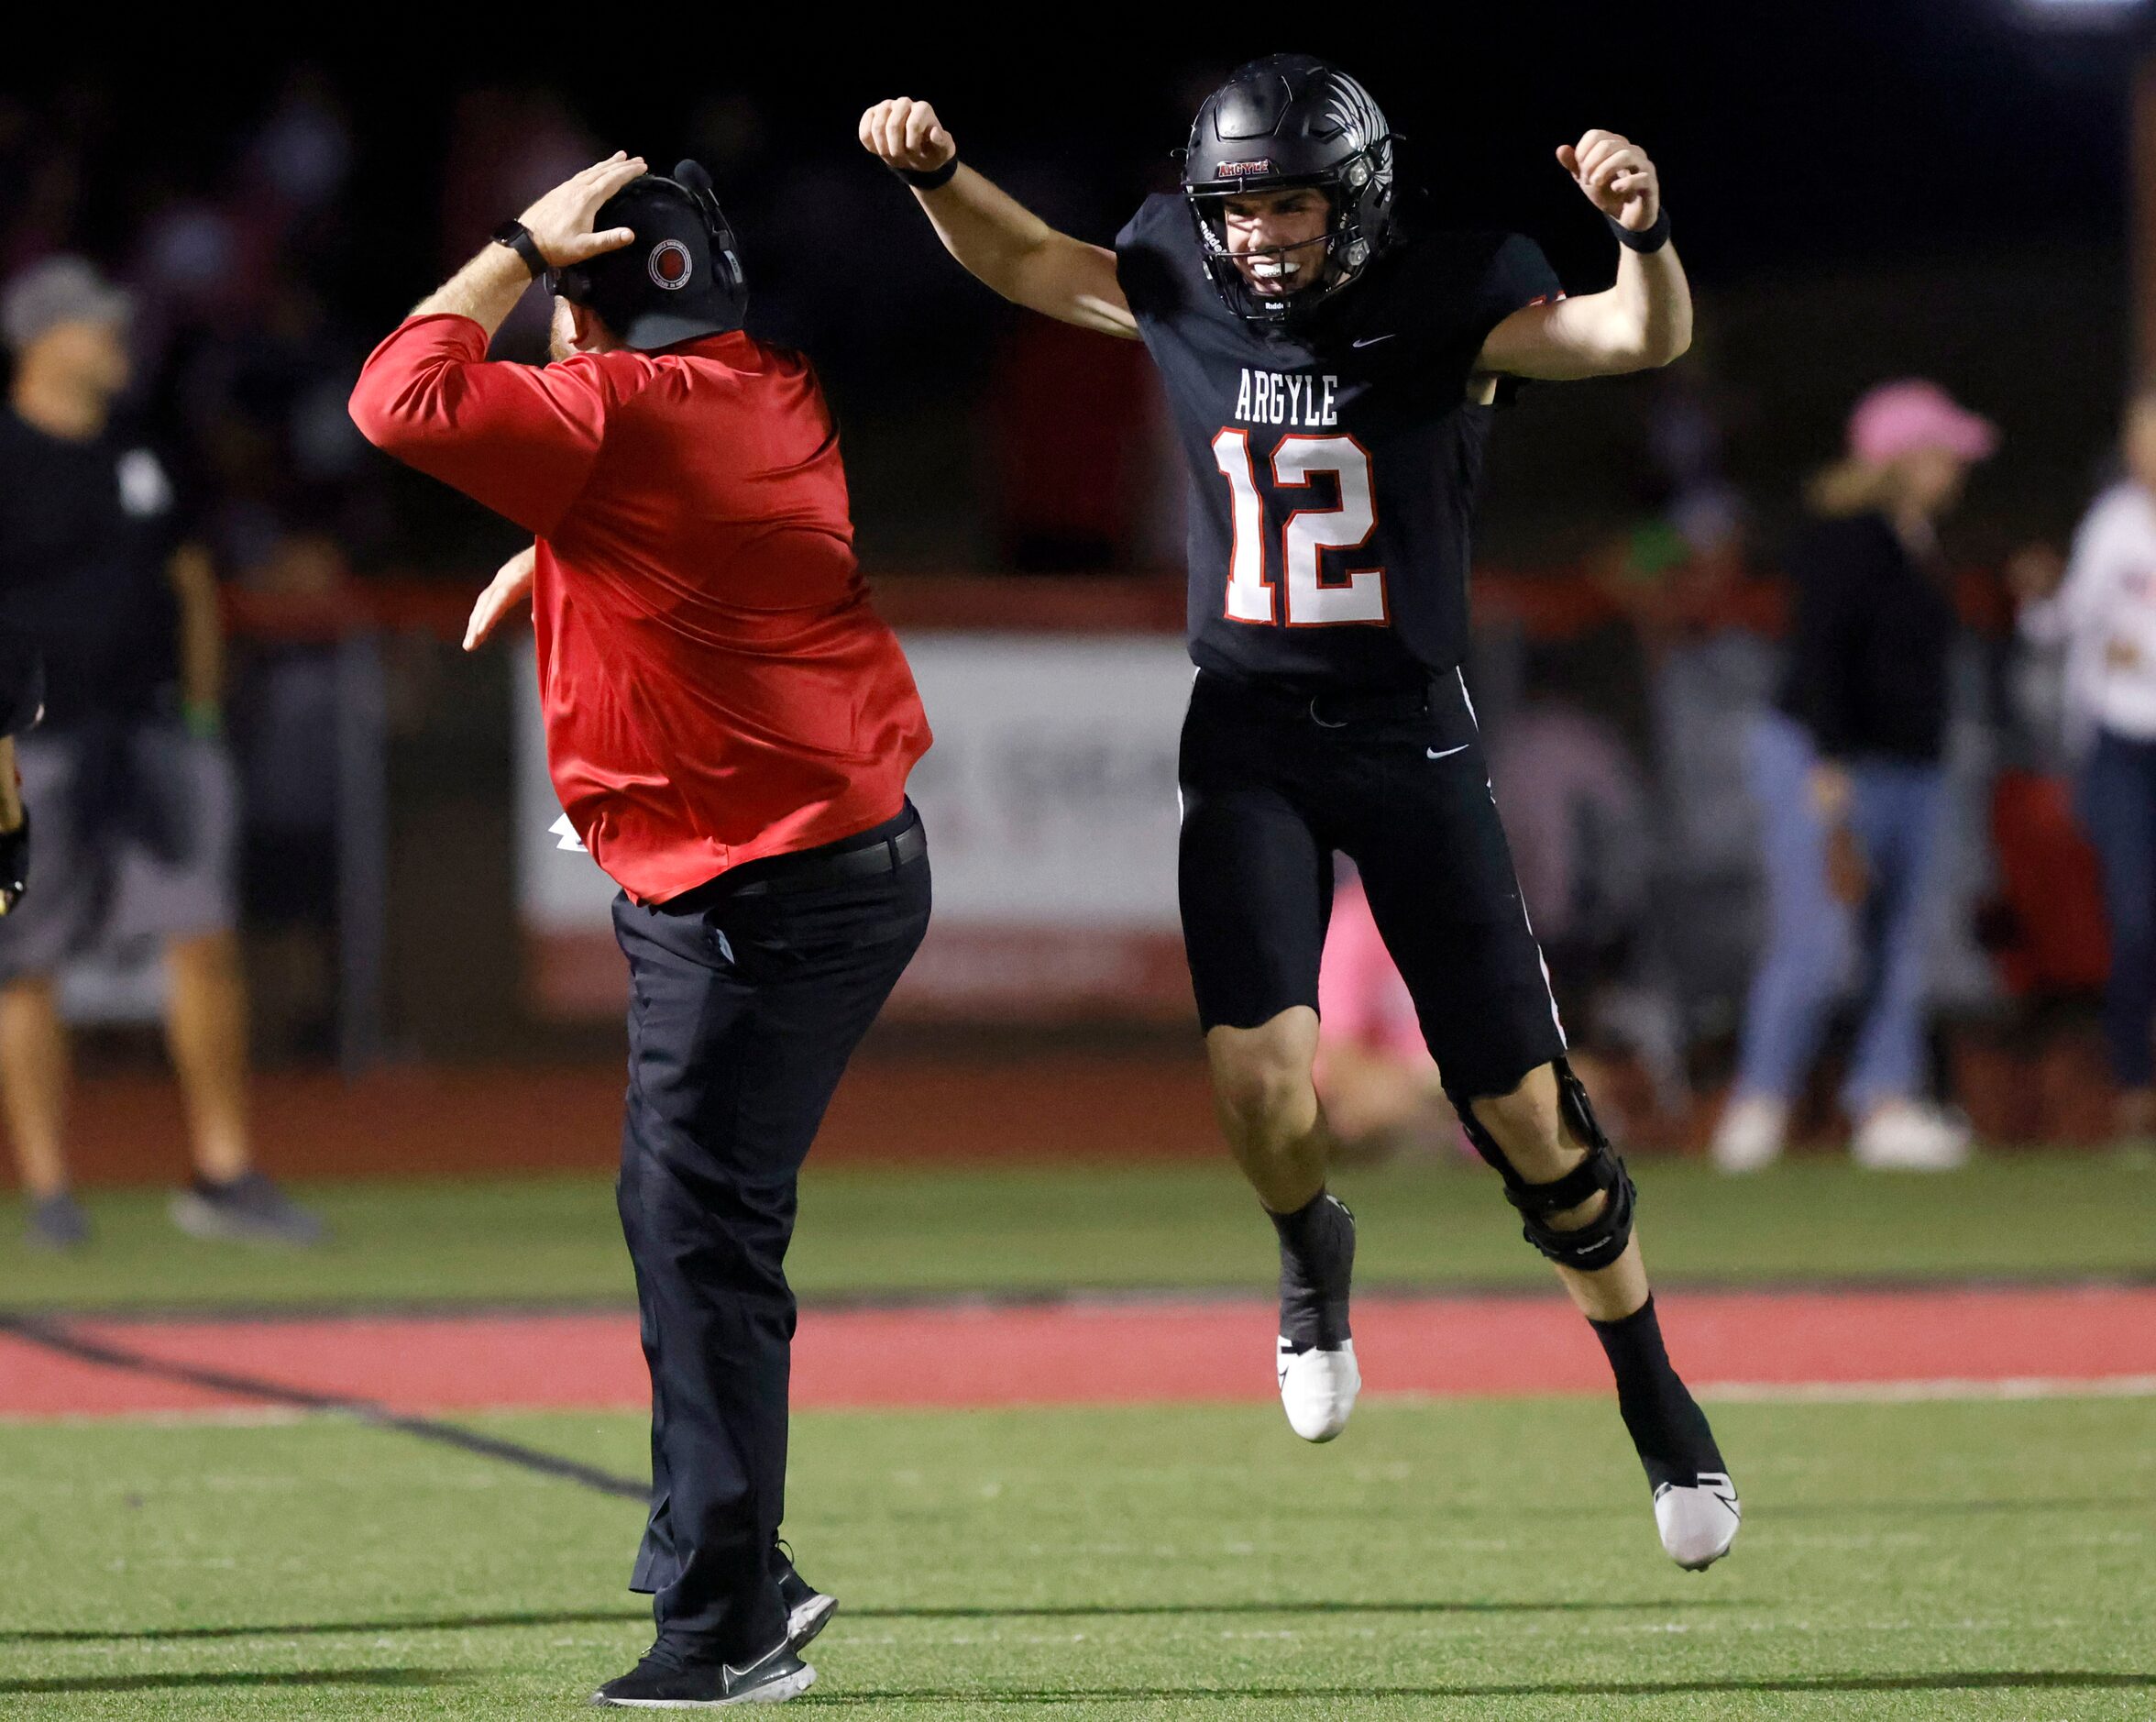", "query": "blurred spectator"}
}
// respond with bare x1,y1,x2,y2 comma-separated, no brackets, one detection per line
0,258,322,1250
1490,699,1688,1131
229,531,358,1058
2014,384,2156,1143
987,318,1155,571
1314,865,1457,1161
1712,381,1998,1173
1612,491,1785,1047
